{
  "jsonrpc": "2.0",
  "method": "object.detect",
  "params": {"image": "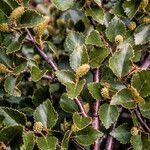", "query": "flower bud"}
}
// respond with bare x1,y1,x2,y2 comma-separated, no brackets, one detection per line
0,64,8,73
128,21,136,30
115,35,123,45
57,19,65,28
131,127,139,136
10,6,25,22
34,16,49,37
76,64,90,78
101,87,111,99
139,0,149,9
142,17,150,24
33,121,43,133
0,23,9,32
